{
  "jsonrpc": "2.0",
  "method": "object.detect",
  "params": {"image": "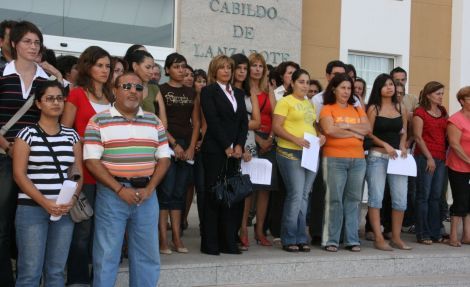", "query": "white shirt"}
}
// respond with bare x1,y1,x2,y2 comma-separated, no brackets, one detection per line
217,81,237,112
3,61,48,99
274,85,286,101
